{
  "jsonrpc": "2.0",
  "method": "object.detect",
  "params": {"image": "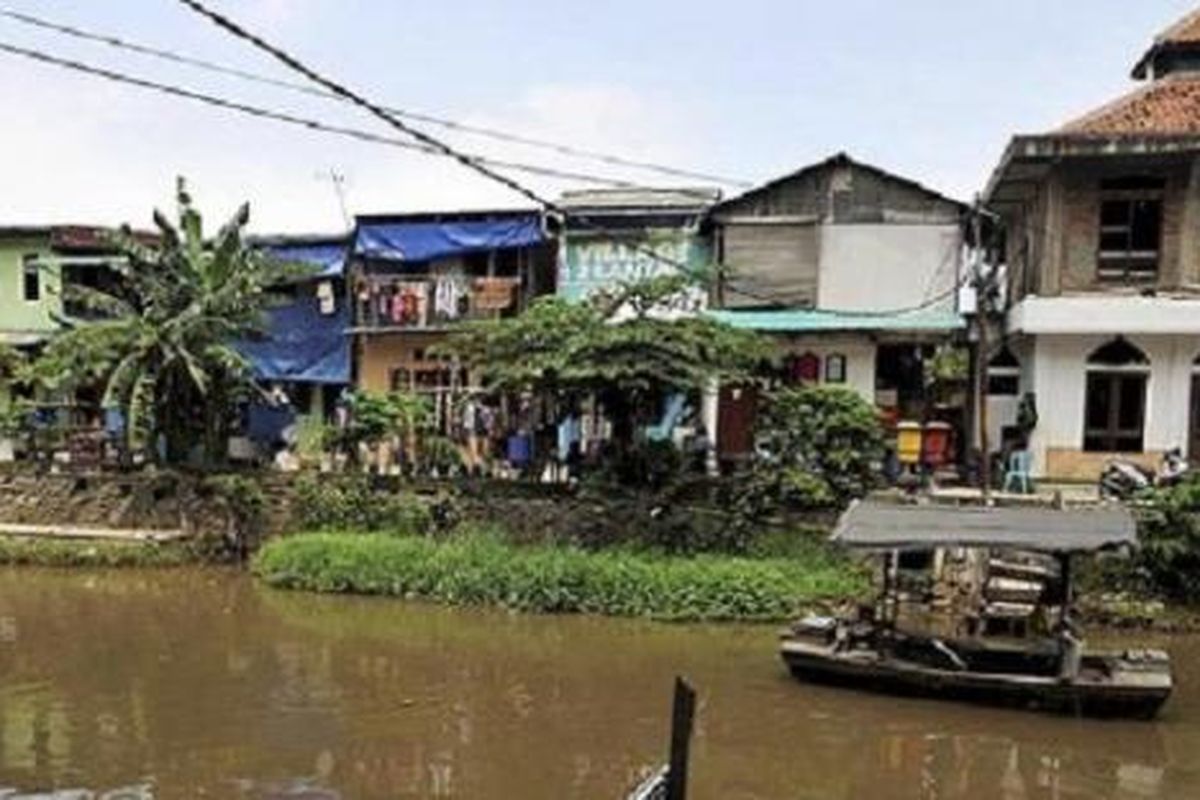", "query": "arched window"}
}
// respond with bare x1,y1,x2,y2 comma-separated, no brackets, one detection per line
824,353,847,384
987,346,1020,396
1087,337,1149,368
1084,338,1149,453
